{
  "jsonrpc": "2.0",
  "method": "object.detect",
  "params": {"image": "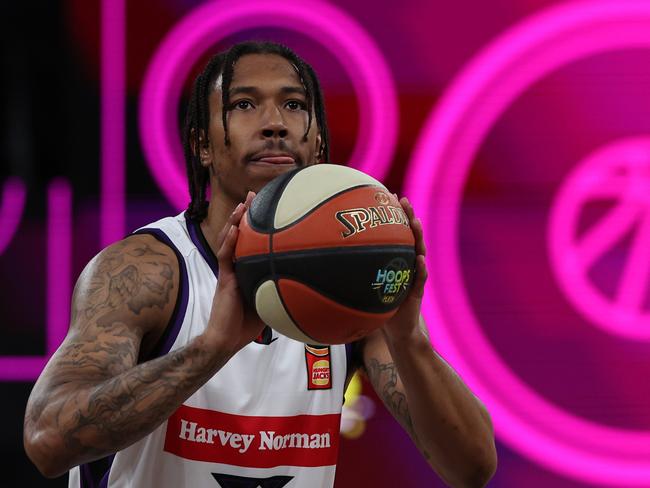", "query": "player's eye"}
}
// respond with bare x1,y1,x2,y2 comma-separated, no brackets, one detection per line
233,100,253,110
285,100,306,111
